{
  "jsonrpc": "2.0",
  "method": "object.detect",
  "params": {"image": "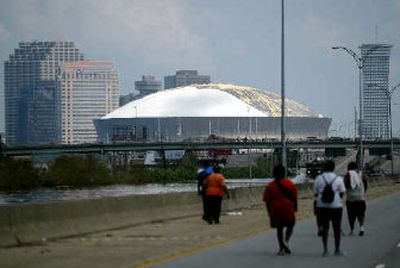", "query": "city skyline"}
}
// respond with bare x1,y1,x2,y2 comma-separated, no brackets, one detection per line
4,41,84,145
1,0,400,138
